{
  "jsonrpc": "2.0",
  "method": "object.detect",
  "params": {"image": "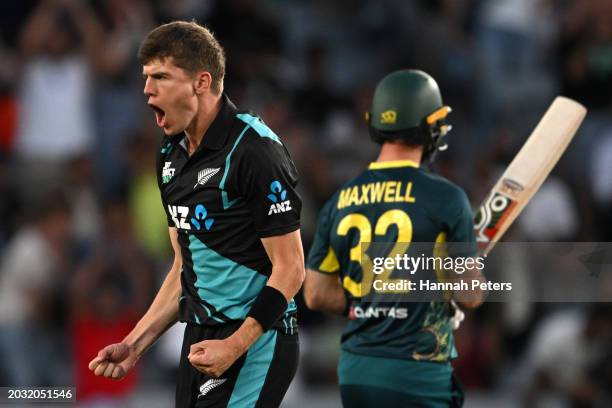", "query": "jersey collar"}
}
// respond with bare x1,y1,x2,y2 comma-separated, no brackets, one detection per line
368,160,420,170
181,93,237,154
